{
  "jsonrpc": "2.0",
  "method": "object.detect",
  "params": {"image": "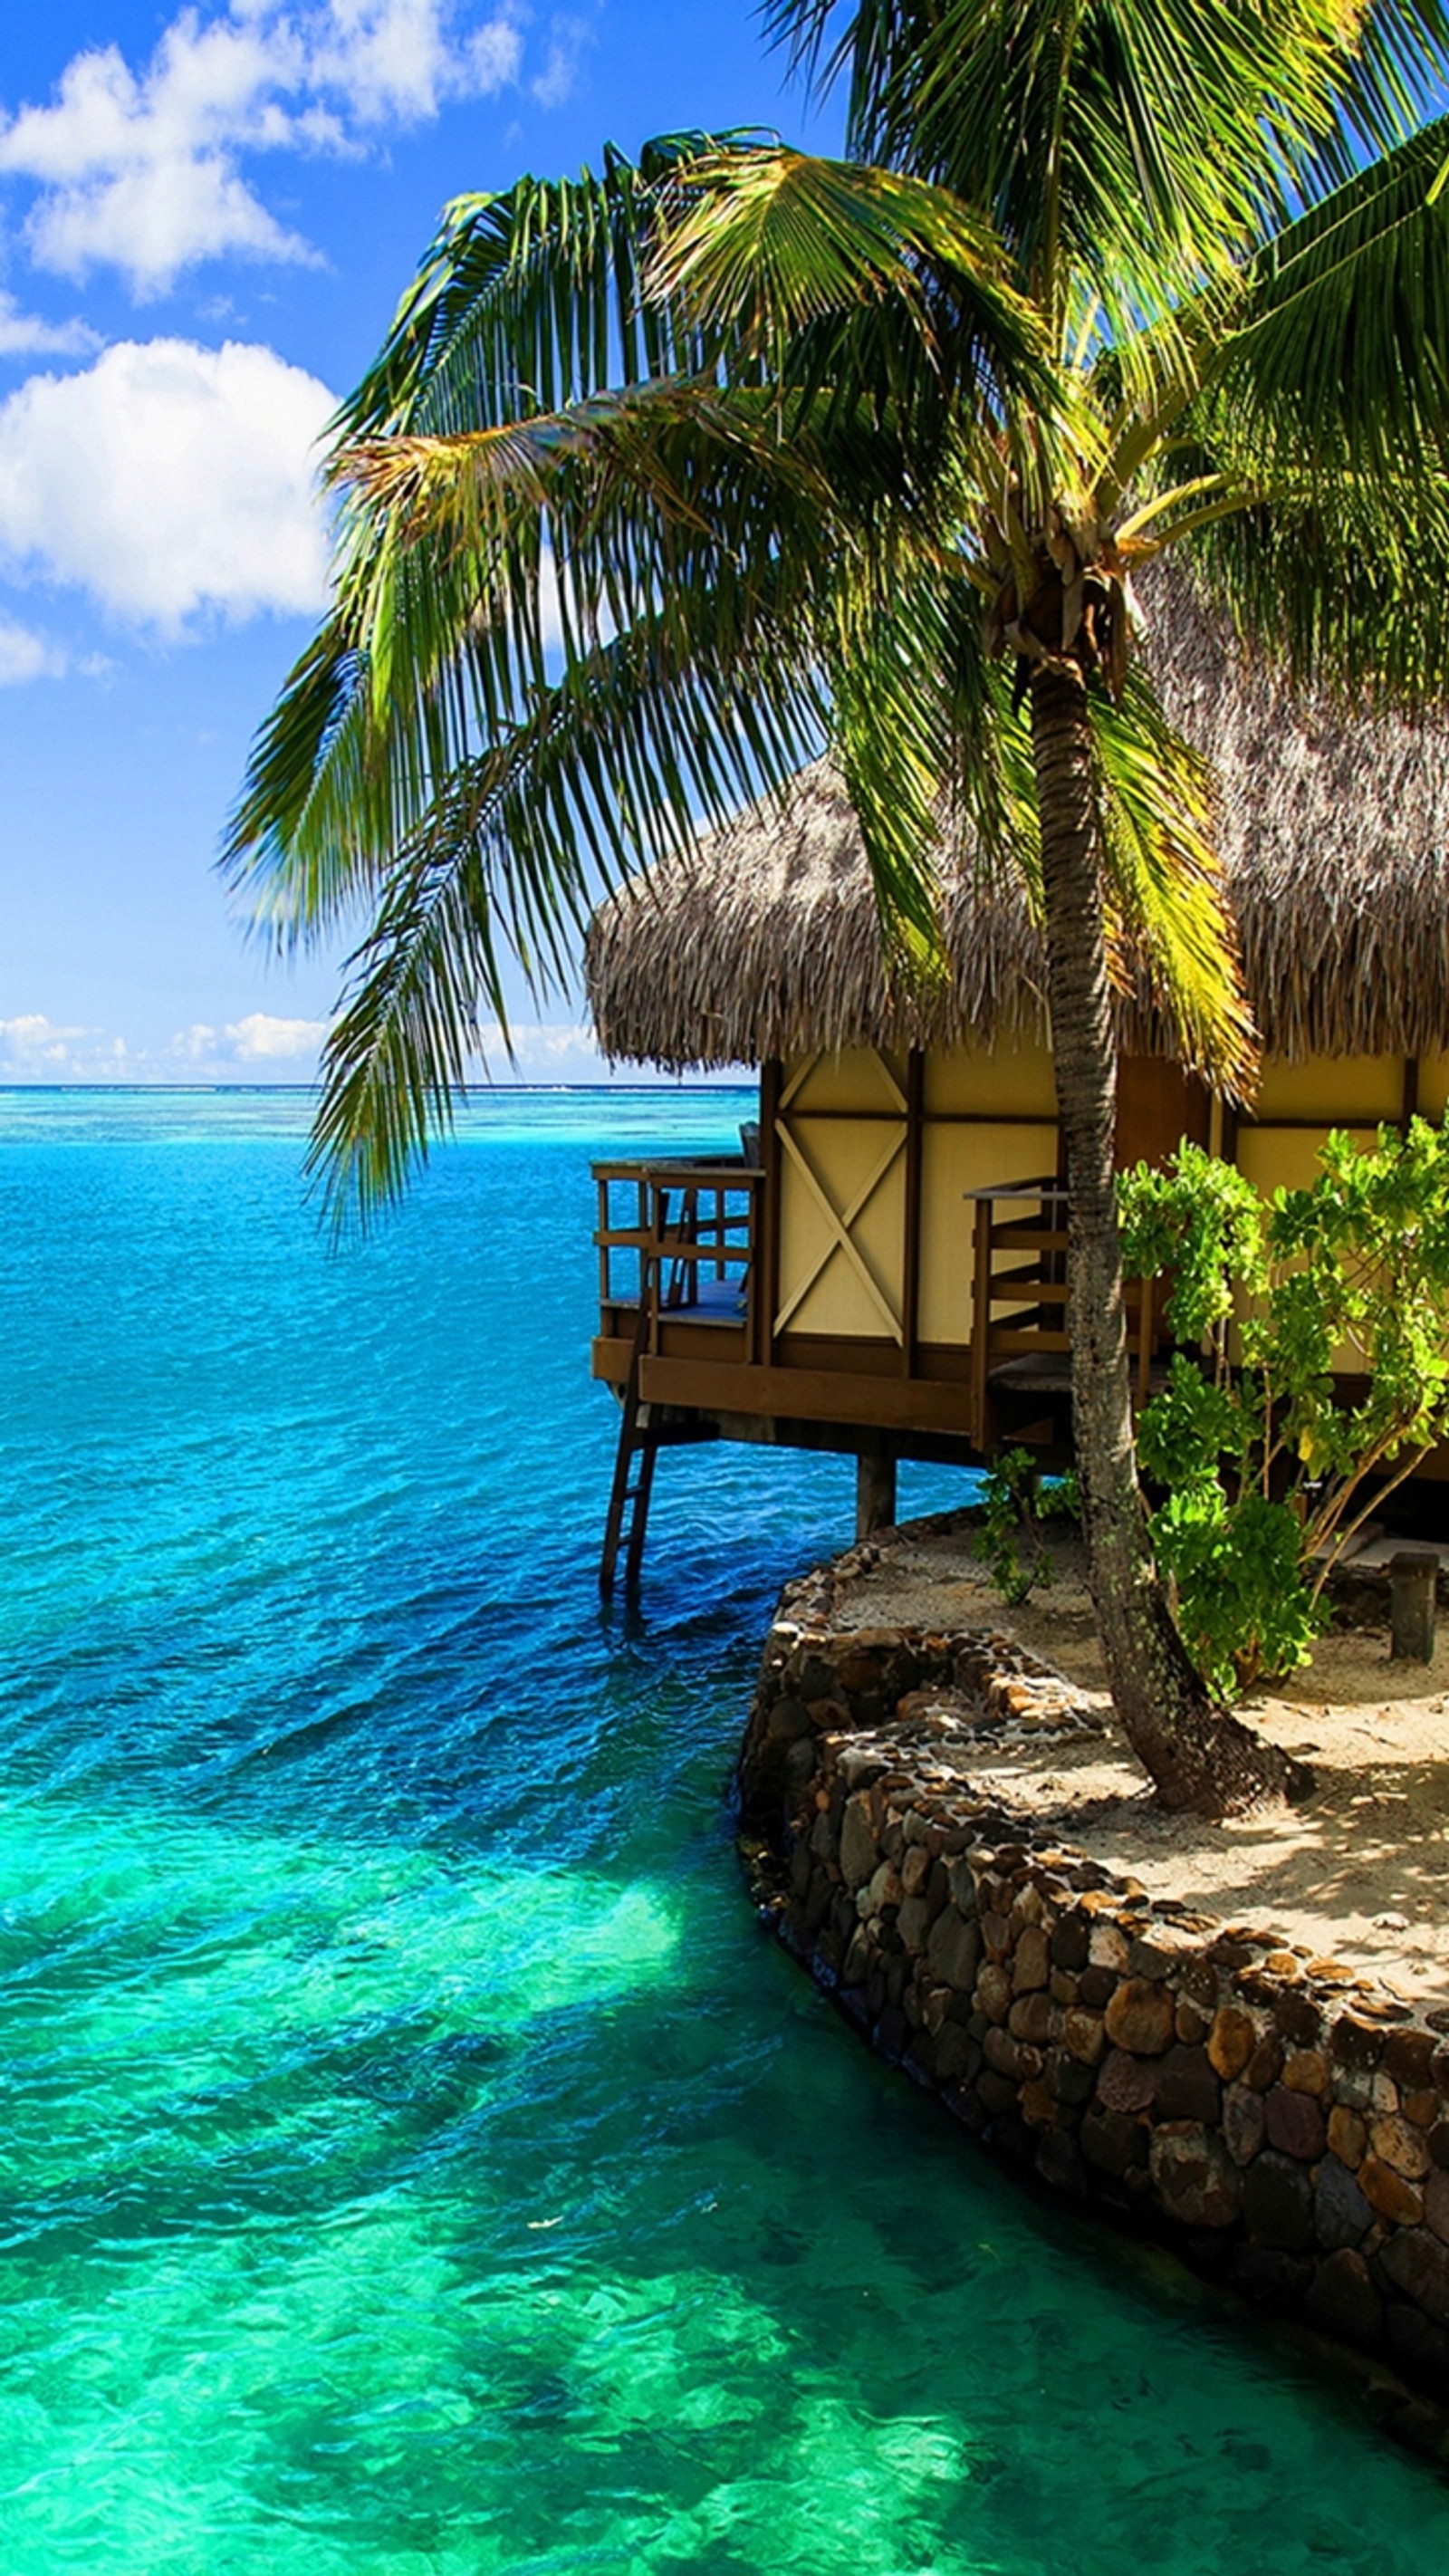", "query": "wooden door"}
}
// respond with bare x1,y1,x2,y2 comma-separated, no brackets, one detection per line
1115,1056,1211,1172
